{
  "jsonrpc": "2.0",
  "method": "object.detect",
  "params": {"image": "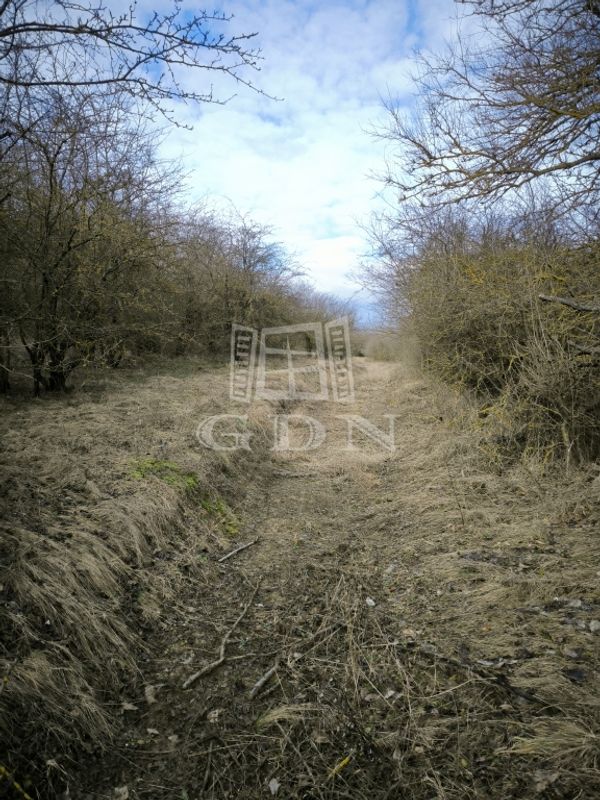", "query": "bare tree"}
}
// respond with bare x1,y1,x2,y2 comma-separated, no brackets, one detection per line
0,86,180,392
172,209,304,354
0,0,263,111
378,0,600,218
